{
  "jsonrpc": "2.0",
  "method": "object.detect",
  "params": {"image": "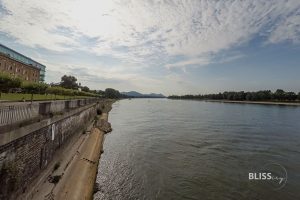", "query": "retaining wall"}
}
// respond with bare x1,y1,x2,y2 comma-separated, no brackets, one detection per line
0,98,100,133
0,99,110,200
